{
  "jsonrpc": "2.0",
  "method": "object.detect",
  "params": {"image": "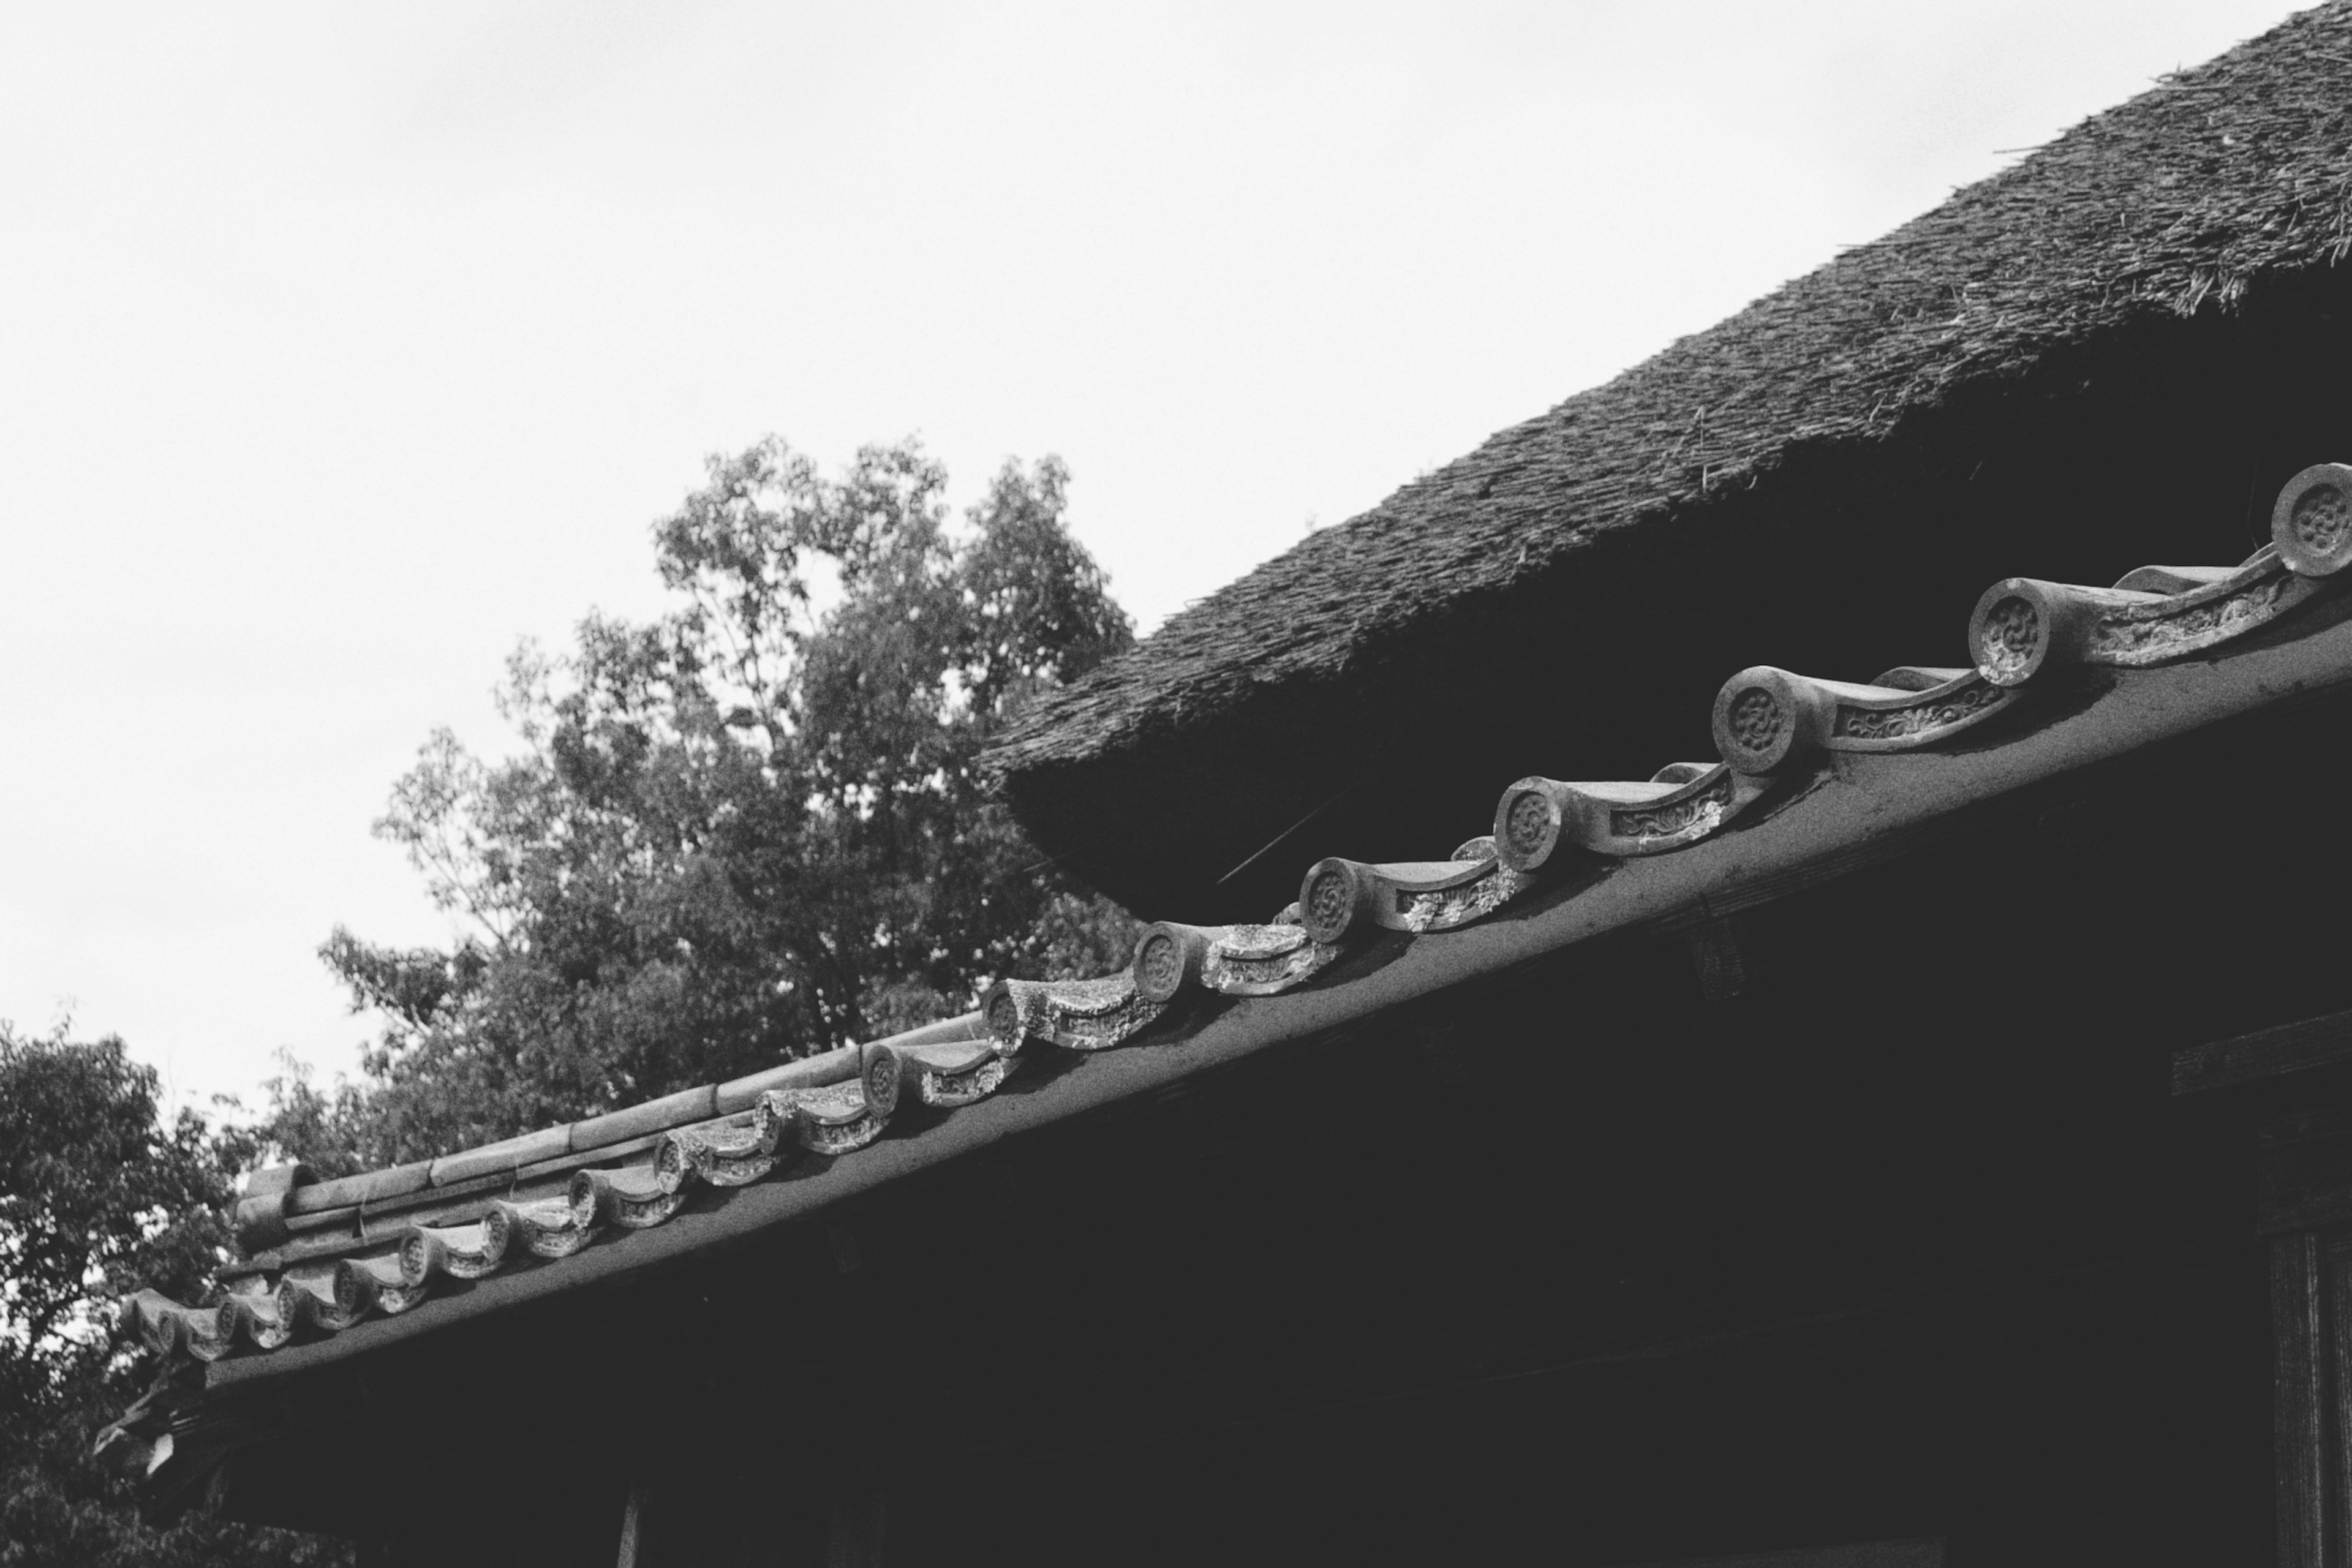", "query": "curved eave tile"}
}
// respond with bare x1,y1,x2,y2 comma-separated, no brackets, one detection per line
191,586,2352,1391
131,463,2352,1392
